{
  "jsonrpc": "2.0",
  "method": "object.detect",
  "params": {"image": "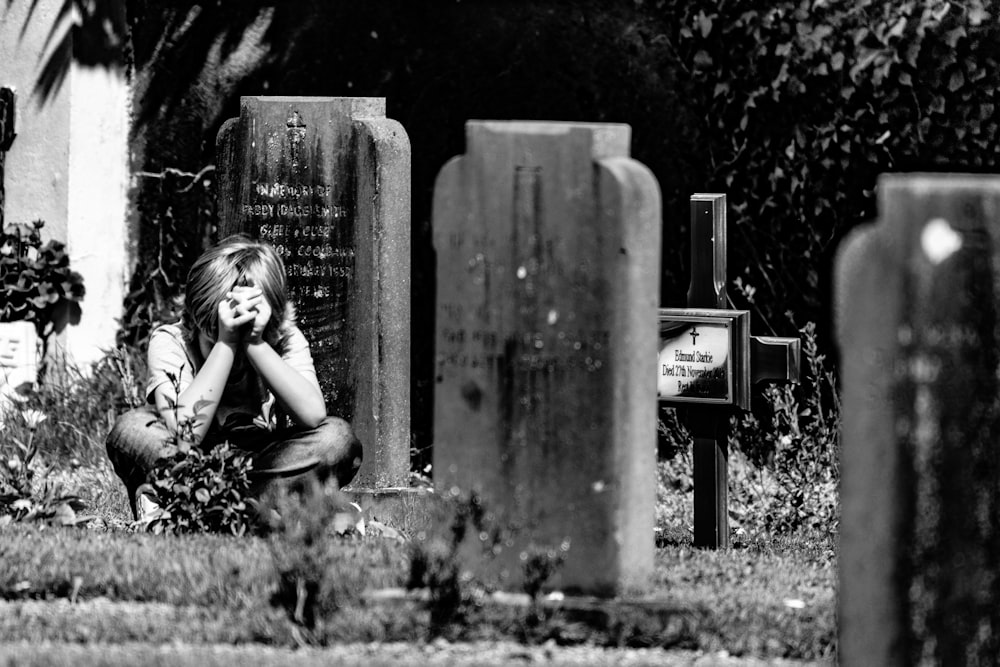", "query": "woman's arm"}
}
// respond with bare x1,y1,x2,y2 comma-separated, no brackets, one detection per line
153,291,257,444
154,340,238,443
238,288,326,428
244,340,327,428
